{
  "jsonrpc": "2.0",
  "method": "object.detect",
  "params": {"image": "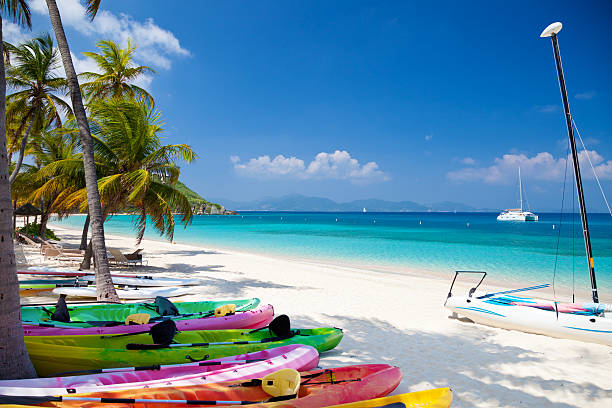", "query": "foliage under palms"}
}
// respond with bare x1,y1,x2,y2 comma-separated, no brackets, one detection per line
42,96,196,242
80,39,155,102
16,120,82,238
6,33,71,184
